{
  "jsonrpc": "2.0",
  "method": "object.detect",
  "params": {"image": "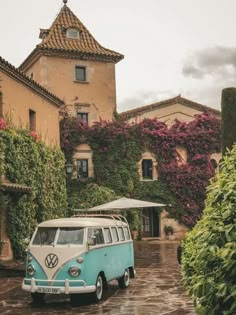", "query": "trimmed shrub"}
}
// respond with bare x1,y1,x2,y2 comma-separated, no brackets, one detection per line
182,144,236,315
0,126,67,258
